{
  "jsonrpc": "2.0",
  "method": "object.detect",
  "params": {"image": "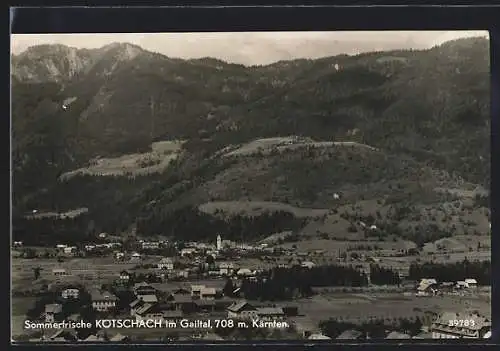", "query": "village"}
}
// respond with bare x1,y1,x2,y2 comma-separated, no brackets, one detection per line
11,232,491,342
